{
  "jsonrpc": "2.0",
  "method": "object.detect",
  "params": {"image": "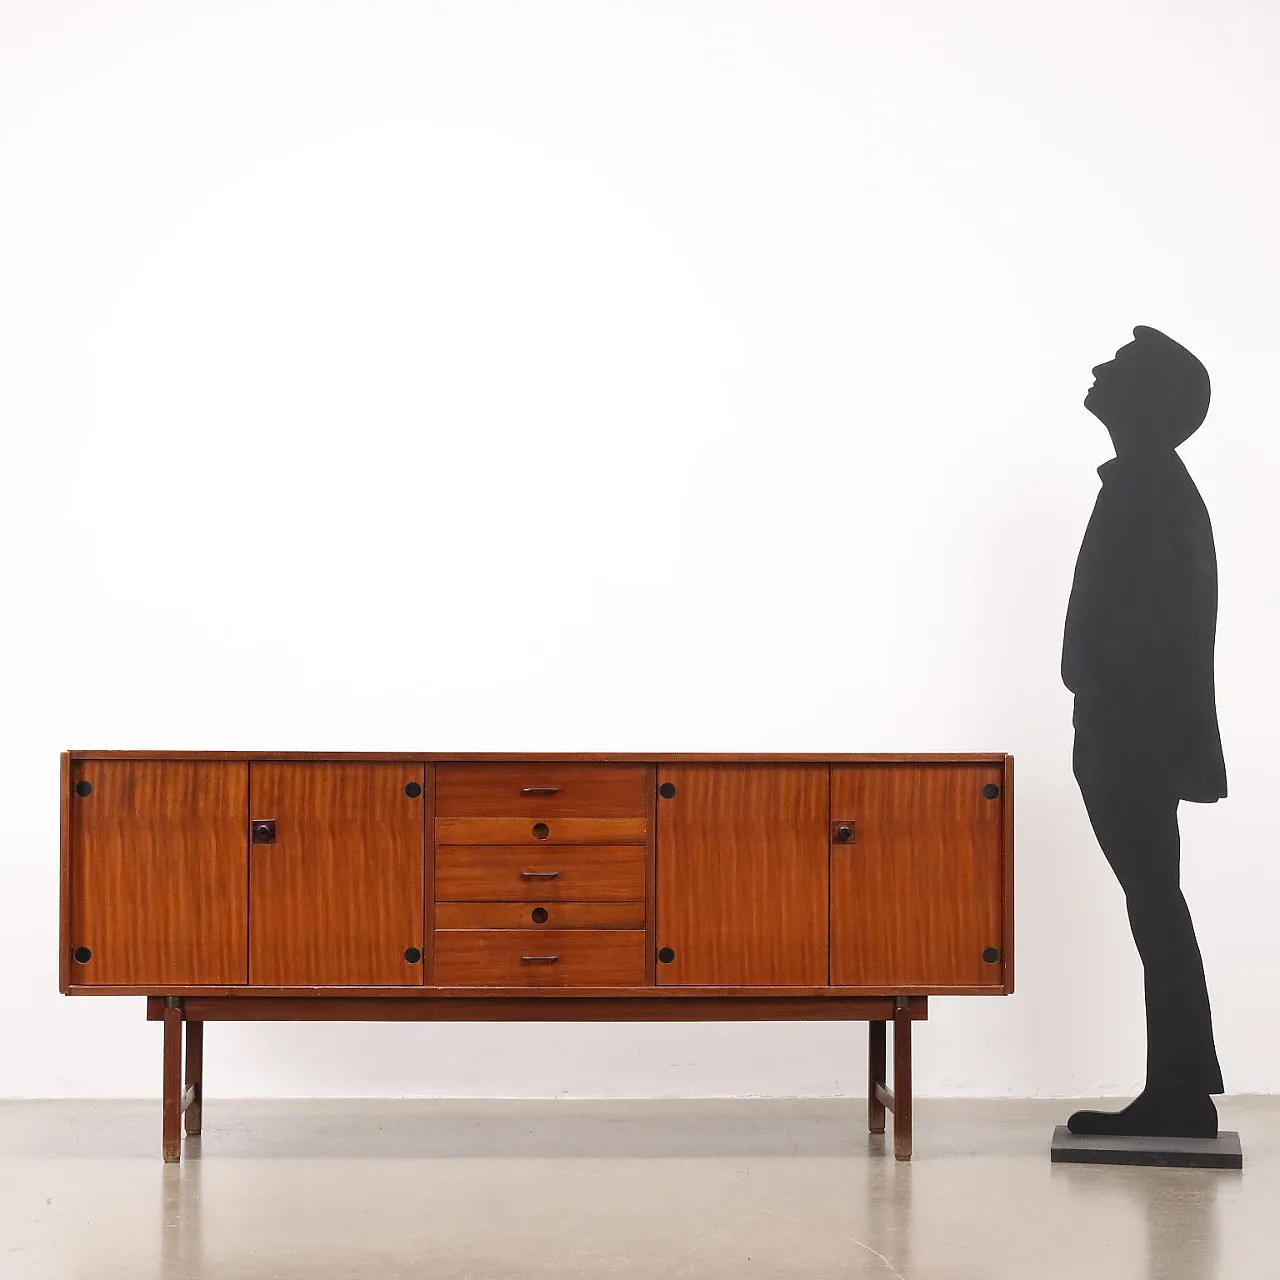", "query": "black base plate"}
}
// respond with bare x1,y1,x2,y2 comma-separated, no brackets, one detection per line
1050,1124,1242,1169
